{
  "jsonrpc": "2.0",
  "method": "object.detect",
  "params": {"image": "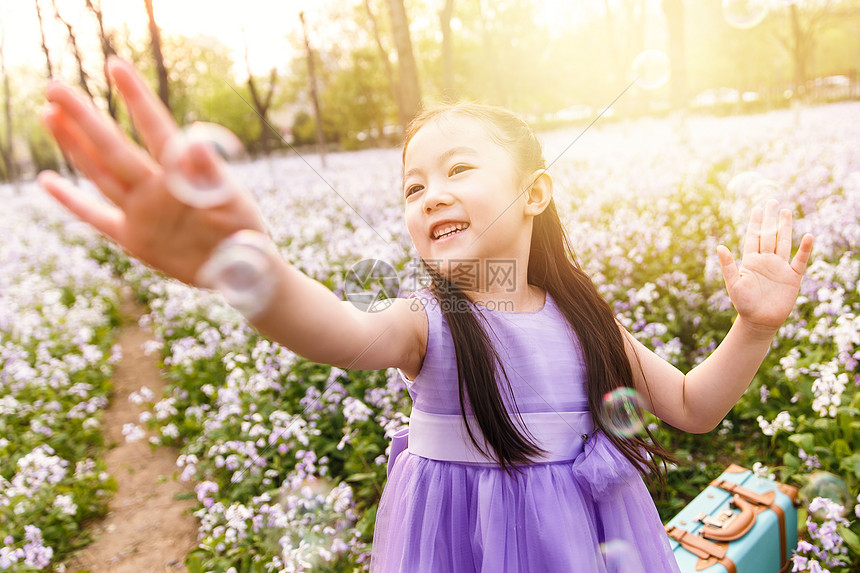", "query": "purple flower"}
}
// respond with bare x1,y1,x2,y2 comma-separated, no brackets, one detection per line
790,555,807,572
